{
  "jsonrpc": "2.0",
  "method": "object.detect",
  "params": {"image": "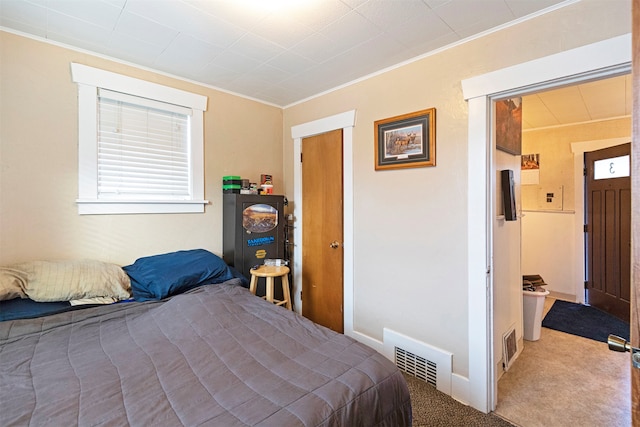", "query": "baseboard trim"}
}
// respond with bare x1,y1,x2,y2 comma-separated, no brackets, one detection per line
348,330,384,353
548,290,576,302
